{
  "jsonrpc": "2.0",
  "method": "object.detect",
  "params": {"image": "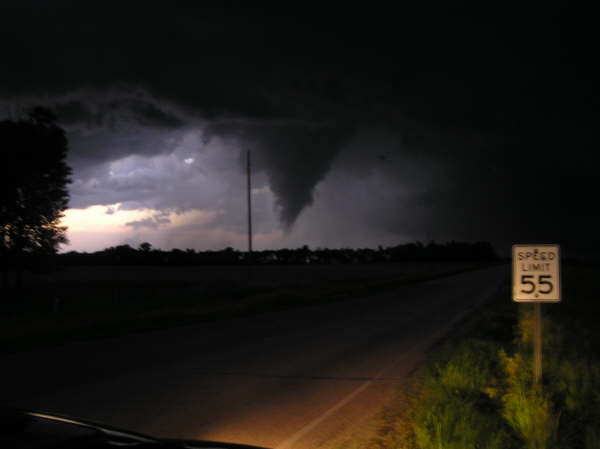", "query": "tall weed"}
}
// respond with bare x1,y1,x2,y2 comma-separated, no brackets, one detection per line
500,350,559,449
412,304,599,449
413,340,518,449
